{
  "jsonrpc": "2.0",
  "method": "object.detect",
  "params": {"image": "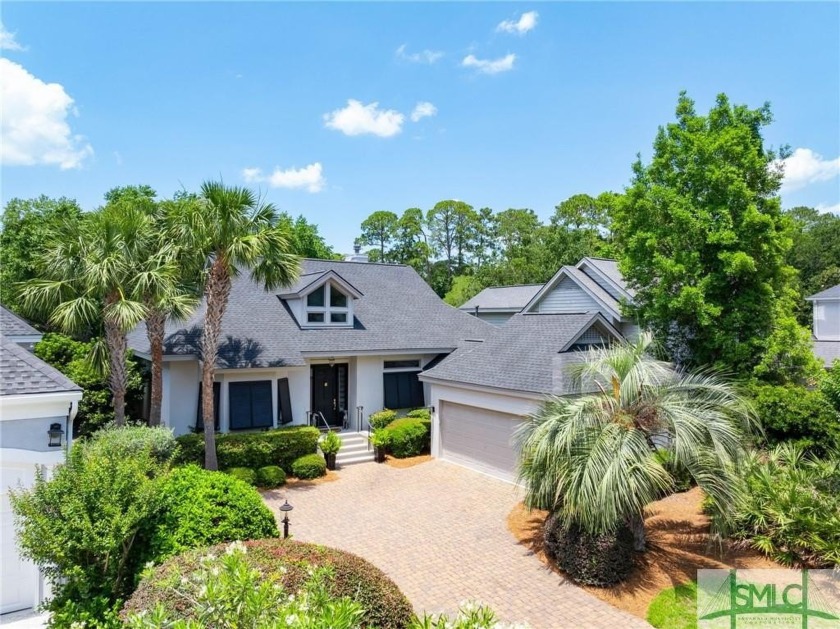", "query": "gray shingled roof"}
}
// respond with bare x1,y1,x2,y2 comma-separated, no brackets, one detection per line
806,284,840,301
460,285,542,311
0,305,41,338
0,336,81,396
127,259,494,368
579,257,636,297
420,313,607,395
813,341,840,368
